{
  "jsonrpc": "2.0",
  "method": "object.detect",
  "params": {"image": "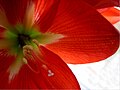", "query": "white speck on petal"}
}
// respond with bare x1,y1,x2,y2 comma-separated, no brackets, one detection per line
41,65,54,77
48,70,54,77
